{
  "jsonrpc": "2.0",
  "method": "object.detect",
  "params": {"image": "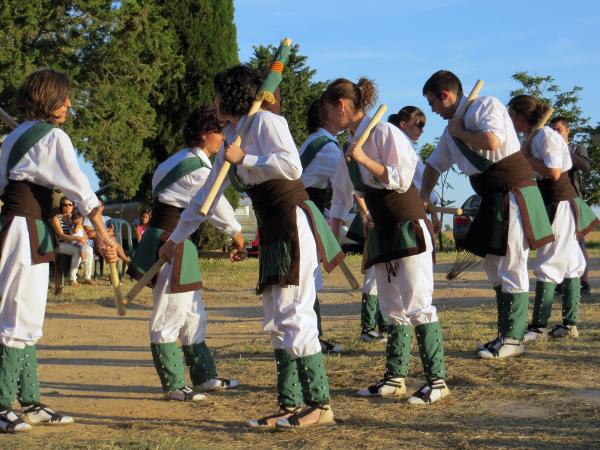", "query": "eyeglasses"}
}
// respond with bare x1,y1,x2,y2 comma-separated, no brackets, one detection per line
61,203,74,207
